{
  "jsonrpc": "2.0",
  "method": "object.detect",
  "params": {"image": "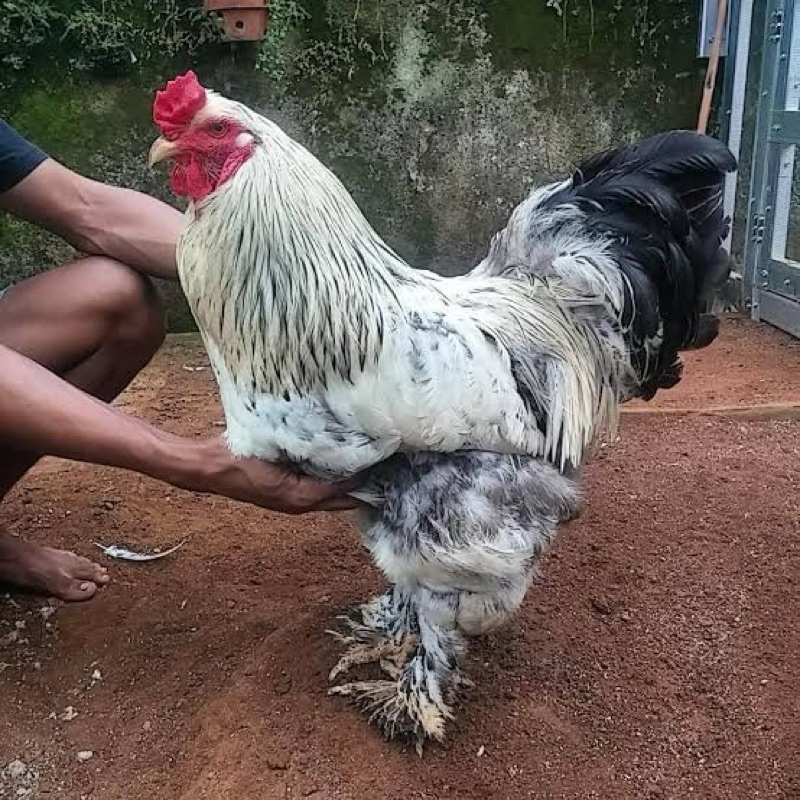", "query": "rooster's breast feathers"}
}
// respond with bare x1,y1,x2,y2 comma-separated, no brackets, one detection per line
202,279,610,479
183,213,615,481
